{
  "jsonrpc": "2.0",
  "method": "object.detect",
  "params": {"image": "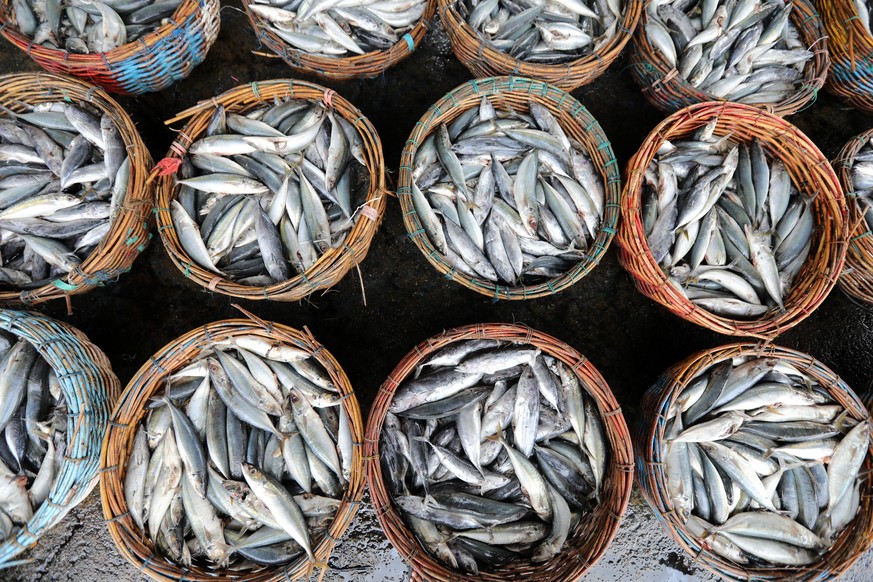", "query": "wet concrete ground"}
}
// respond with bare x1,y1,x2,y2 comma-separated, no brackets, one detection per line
0,3,872,580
